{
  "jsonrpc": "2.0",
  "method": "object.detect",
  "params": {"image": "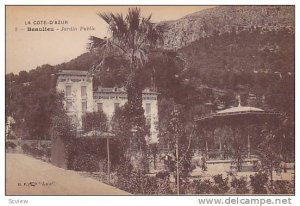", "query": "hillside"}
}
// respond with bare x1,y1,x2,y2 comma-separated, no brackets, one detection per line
178,26,294,75
5,6,295,144
57,6,294,75
50,6,294,114
160,6,294,49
